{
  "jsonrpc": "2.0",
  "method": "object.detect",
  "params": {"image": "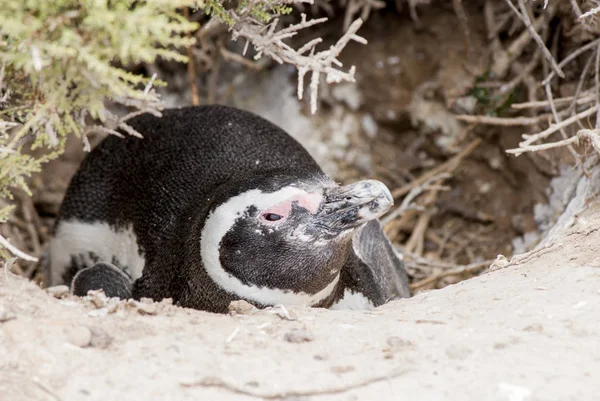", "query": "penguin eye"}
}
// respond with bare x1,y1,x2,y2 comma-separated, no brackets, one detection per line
263,213,283,221
259,211,288,224
259,200,292,224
